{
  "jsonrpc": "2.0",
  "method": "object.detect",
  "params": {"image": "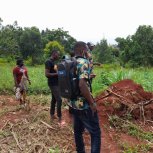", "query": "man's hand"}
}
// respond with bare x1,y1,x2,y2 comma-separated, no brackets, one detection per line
54,65,58,72
90,102,97,115
90,74,96,79
93,62,101,66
